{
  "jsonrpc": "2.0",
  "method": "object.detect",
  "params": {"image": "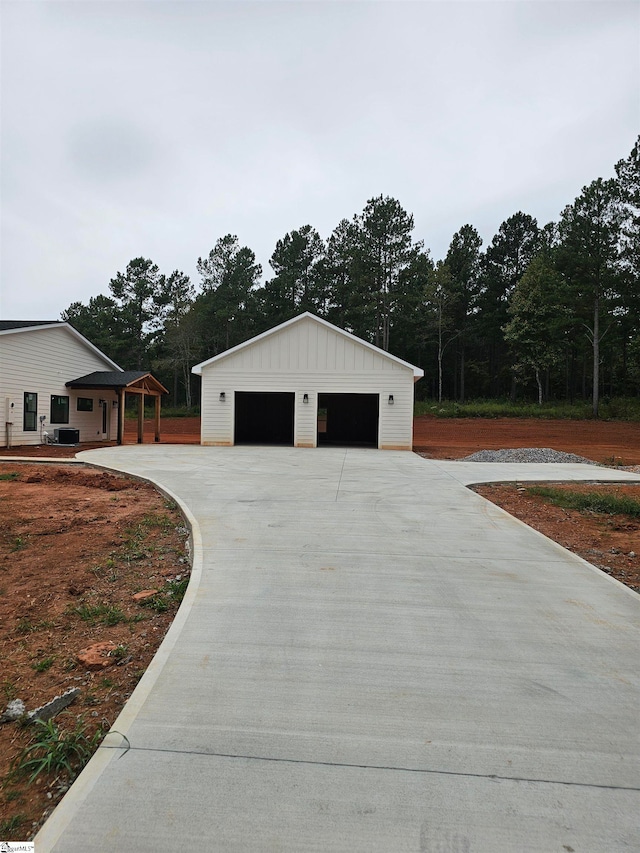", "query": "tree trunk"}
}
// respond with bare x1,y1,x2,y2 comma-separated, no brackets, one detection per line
535,366,543,405
459,345,465,404
592,293,600,418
